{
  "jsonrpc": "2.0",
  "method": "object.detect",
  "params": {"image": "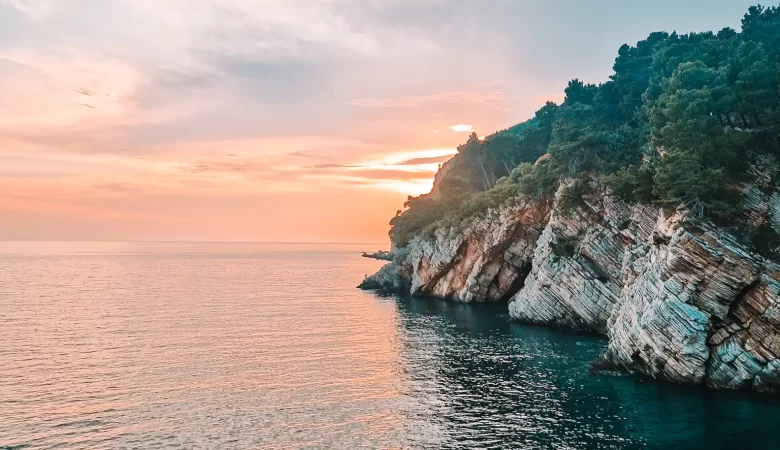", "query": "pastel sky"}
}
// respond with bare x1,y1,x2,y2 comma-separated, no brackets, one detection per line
0,0,759,242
